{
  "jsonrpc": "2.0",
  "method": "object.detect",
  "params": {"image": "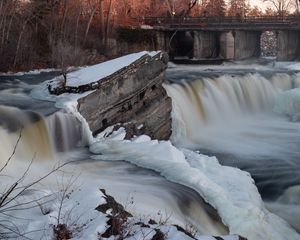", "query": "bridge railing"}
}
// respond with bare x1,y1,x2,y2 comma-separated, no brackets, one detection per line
143,16,300,27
